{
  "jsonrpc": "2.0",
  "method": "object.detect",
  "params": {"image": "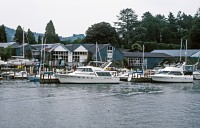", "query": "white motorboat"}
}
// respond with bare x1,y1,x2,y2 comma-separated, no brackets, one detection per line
56,61,121,84
151,62,194,83
0,60,7,65
7,59,35,66
193,70,200,80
